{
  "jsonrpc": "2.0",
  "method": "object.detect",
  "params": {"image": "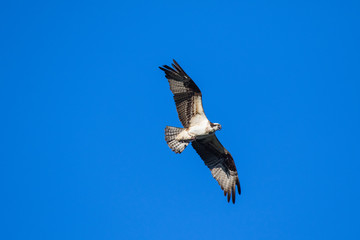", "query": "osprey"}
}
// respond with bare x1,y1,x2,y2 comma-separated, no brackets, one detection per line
160,60,241,203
